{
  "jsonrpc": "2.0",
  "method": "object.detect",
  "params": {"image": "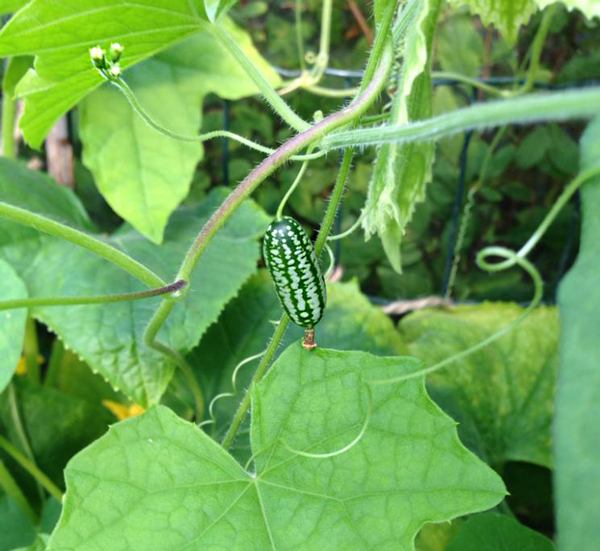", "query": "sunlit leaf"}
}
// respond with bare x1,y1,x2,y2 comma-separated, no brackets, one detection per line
49,346,505,550
0,0,214,147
